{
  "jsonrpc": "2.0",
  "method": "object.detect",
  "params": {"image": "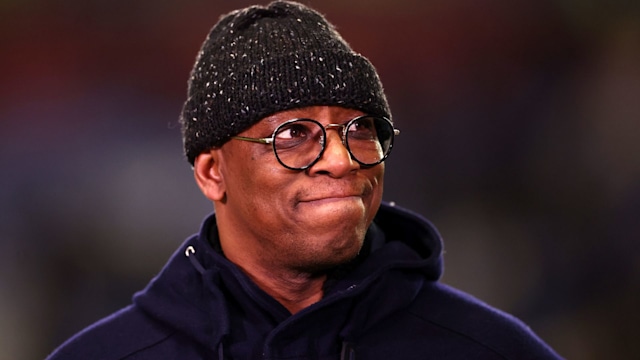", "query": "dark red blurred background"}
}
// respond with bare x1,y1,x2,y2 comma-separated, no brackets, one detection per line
1,1,639,359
